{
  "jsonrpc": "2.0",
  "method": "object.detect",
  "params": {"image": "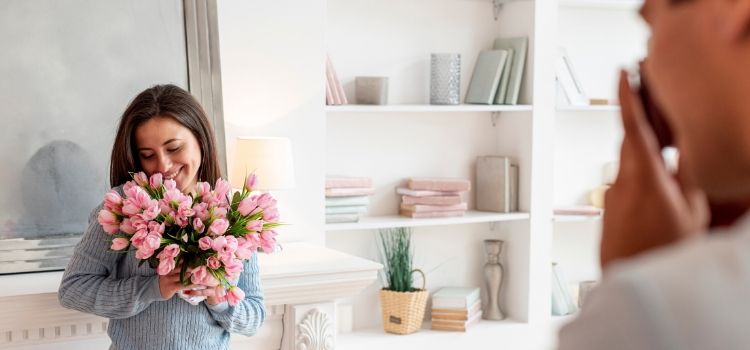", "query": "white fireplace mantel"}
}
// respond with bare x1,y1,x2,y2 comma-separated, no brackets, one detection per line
0,242,382,349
